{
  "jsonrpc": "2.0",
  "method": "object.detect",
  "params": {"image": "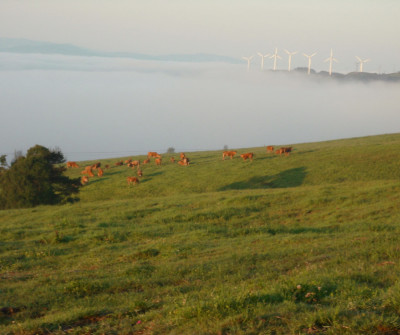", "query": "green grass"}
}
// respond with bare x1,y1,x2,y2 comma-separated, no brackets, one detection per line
2,133,400,334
